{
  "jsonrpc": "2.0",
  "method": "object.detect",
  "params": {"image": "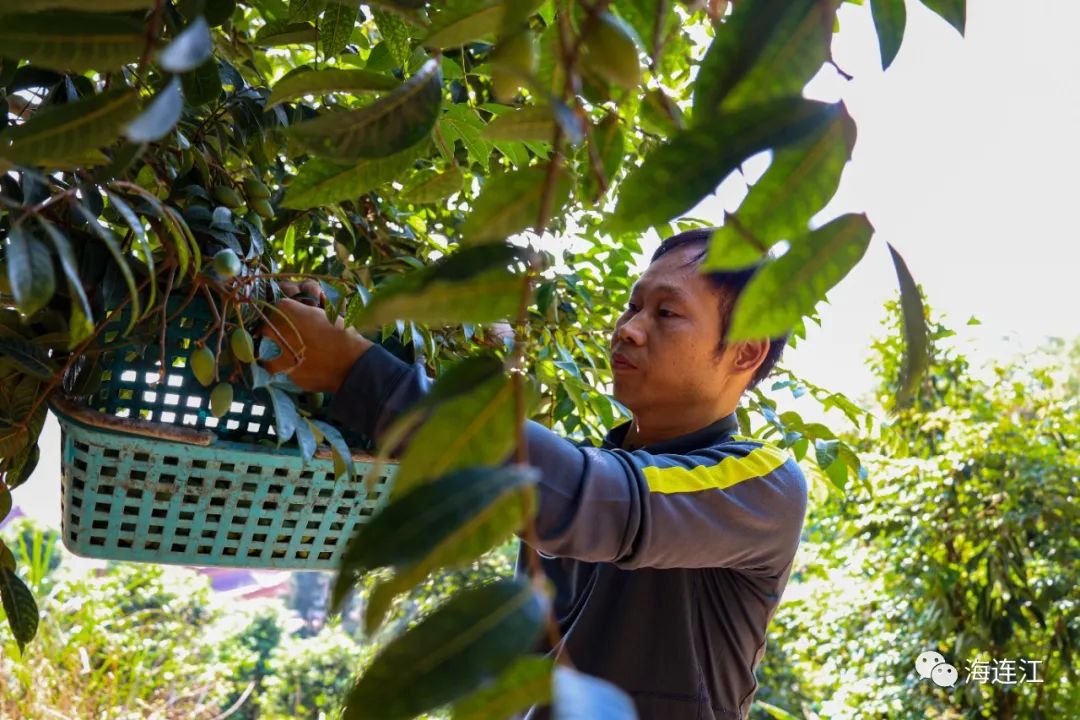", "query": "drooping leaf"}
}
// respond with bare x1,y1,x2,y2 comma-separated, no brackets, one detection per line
295,414,317,460
888,243,929,408
450,655,554,720
181,58,223,106
702,103,856,270
287,57,442,160
726,213,874,341
0,88,139,166
311,419,354,481
333,464,537,613
5,225,55,317
394,373,530,494
0,568,38,655
282,140,426,209
399,164,464,204
552,666,637,719
266,386,299,444
611,98,841,234
72,202,142,334
869,0,907,70
267,67,398,106
5,443,40,490
919,0,965,36
581,113,624,204
0,12,145,72
289,0,326,22
341,578,545,720
320,1,358,59
692,0,840,117
158,16,213,73
35,219,93,347
461,164,572,245
348,244,532,328
125,76,184,142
